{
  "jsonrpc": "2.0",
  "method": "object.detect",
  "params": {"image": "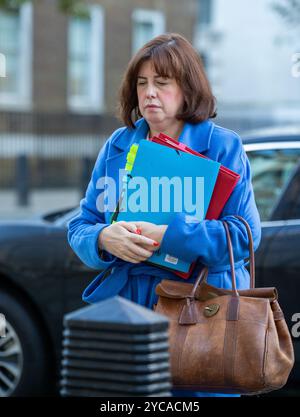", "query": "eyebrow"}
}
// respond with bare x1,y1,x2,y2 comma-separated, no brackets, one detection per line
137,75,167,79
